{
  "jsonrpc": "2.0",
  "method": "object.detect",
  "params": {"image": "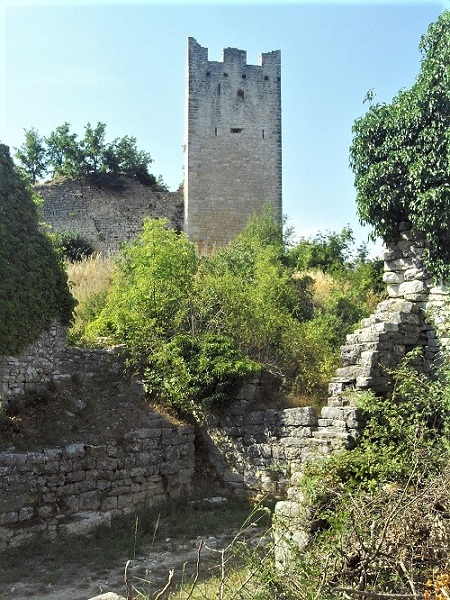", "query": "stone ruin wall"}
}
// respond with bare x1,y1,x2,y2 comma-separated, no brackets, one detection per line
275,224,450,553
0,424,195,552
37,179,184,254
0,341,196,551
1,226,449,550
0,323,67,404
